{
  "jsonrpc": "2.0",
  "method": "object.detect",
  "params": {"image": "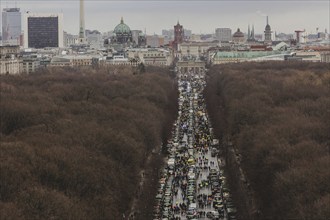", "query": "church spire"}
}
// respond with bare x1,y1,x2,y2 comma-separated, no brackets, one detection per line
248,24,251,40
121,17,124,24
